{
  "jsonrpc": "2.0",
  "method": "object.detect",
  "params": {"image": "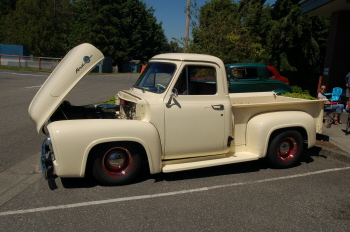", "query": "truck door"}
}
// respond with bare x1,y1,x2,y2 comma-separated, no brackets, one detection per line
163,64,230,159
